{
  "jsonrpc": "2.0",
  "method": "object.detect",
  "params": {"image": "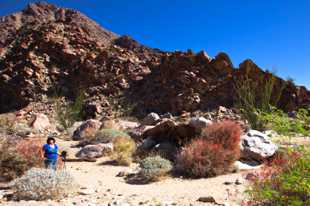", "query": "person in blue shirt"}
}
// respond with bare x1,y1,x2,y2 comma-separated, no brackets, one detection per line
42,137,59,170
